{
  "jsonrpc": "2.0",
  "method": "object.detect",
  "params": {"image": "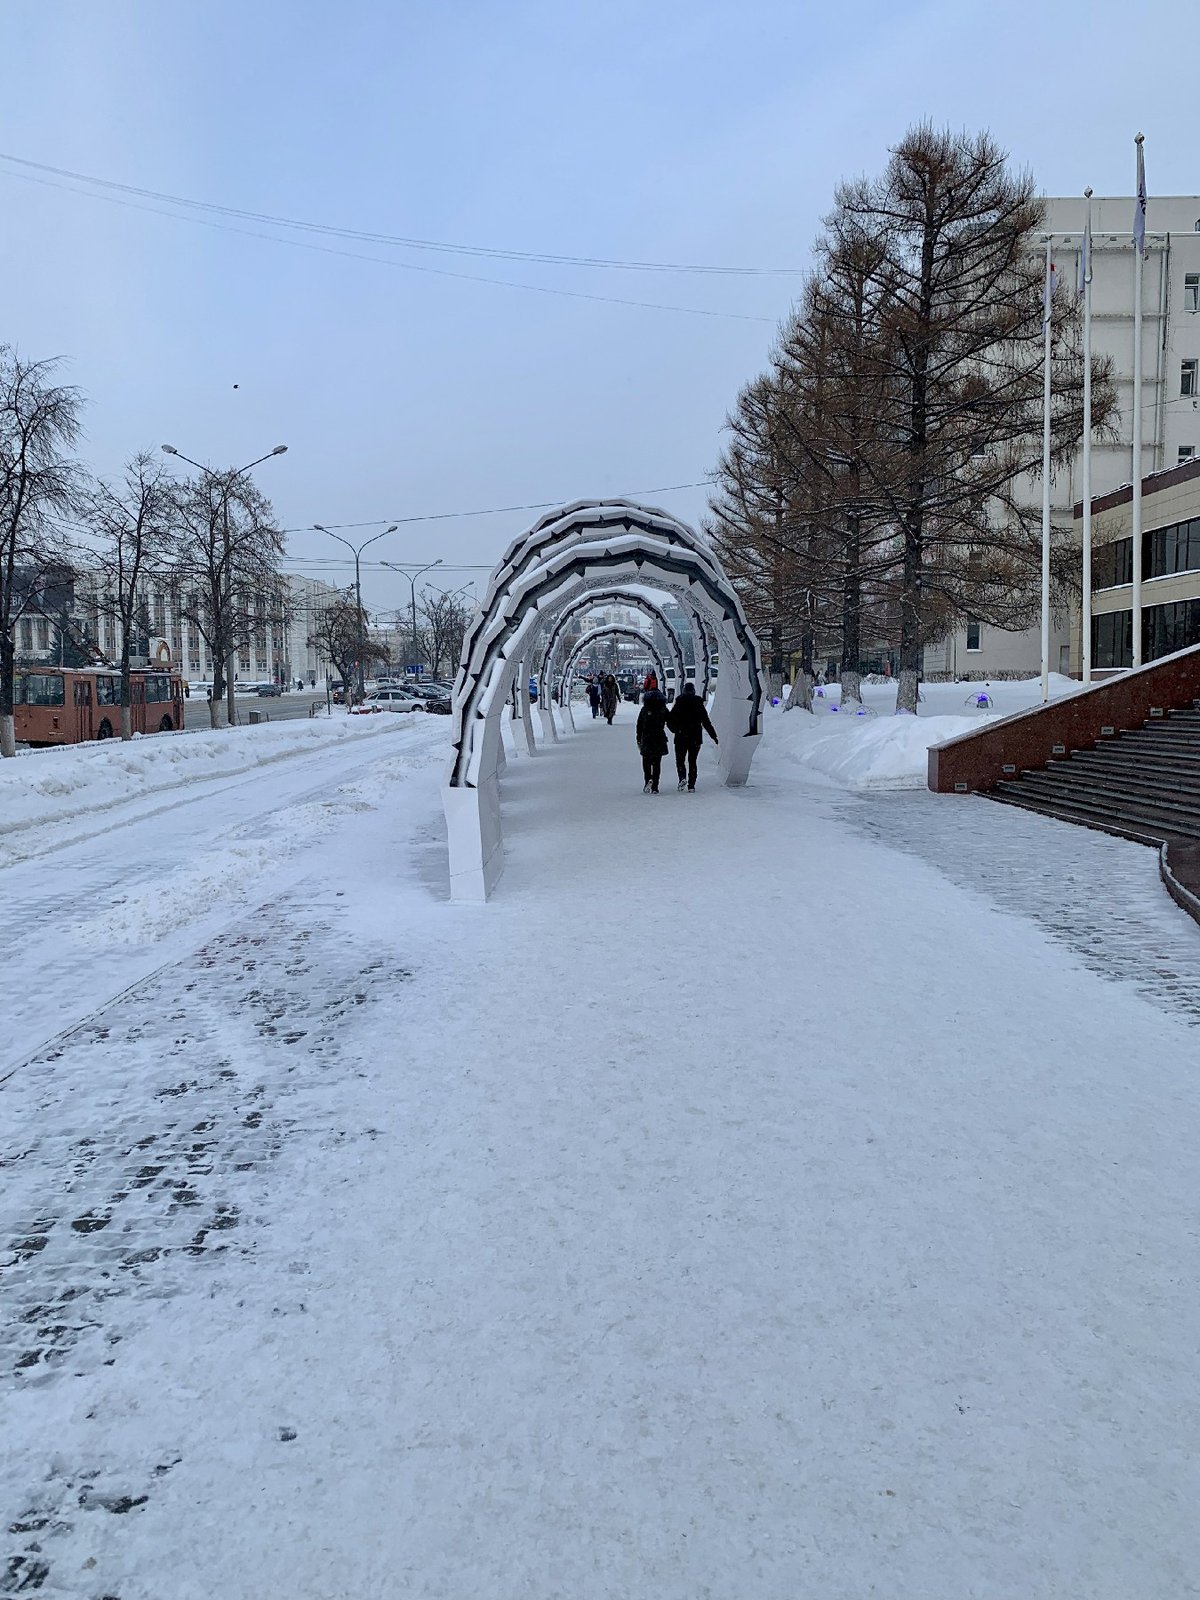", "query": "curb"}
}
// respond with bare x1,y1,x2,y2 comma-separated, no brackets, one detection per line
1159,841,1200,928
